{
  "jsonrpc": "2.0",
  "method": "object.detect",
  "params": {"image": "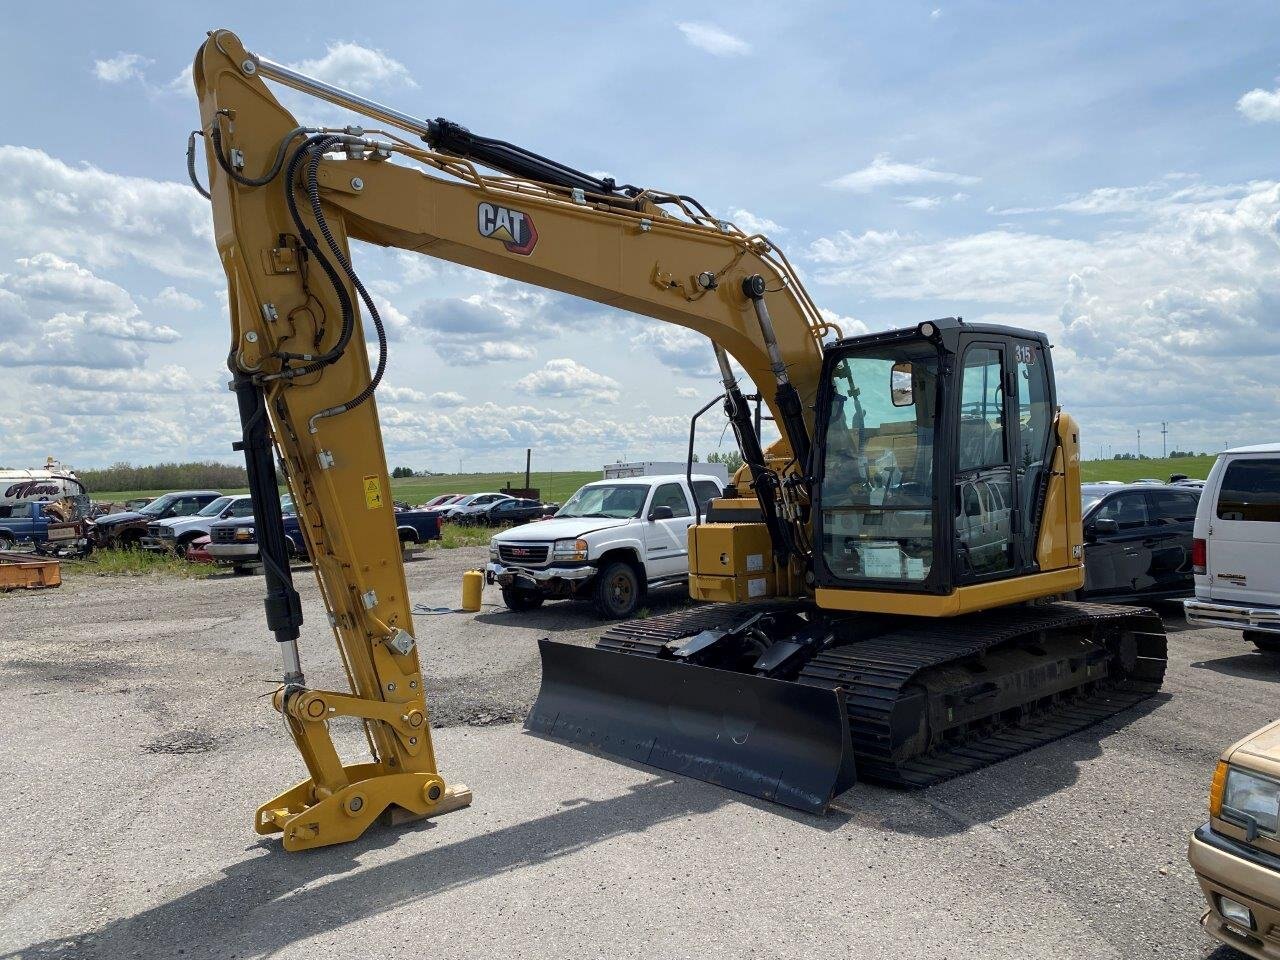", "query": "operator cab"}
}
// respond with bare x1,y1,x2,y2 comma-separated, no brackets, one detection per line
813,318,1056,597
